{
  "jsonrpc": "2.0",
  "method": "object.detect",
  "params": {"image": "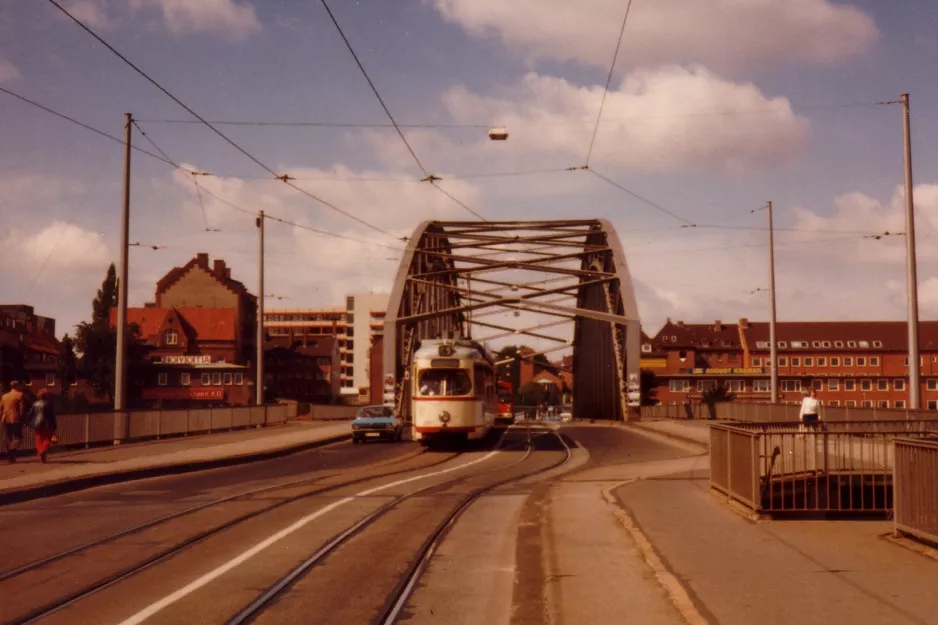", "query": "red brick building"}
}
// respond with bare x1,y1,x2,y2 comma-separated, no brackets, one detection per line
112,253,259,408
264,335,340,403
643,318,938,410
0,305,63,394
